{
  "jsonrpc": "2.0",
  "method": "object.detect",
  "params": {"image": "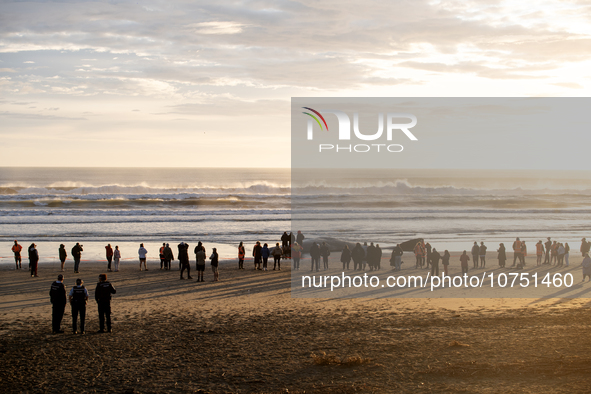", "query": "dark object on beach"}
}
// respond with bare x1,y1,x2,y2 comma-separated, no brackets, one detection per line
95,273,116,333
400,238,423,252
